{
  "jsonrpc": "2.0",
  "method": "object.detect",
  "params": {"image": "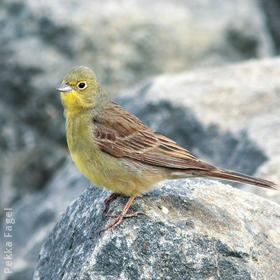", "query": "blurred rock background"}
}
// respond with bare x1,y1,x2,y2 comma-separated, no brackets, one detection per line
0,0,278,210
0,0,280,279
